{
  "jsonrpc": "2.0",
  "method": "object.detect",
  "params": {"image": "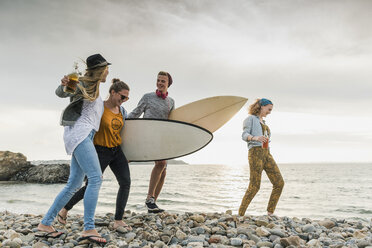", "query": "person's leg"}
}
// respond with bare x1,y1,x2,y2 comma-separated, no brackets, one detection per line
73,134,103,231
109,148,131,228
263,152,284,214
60,146,111,222
147,160,167,199
154,161,167,201
238,148,264,216
39,154,85,234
